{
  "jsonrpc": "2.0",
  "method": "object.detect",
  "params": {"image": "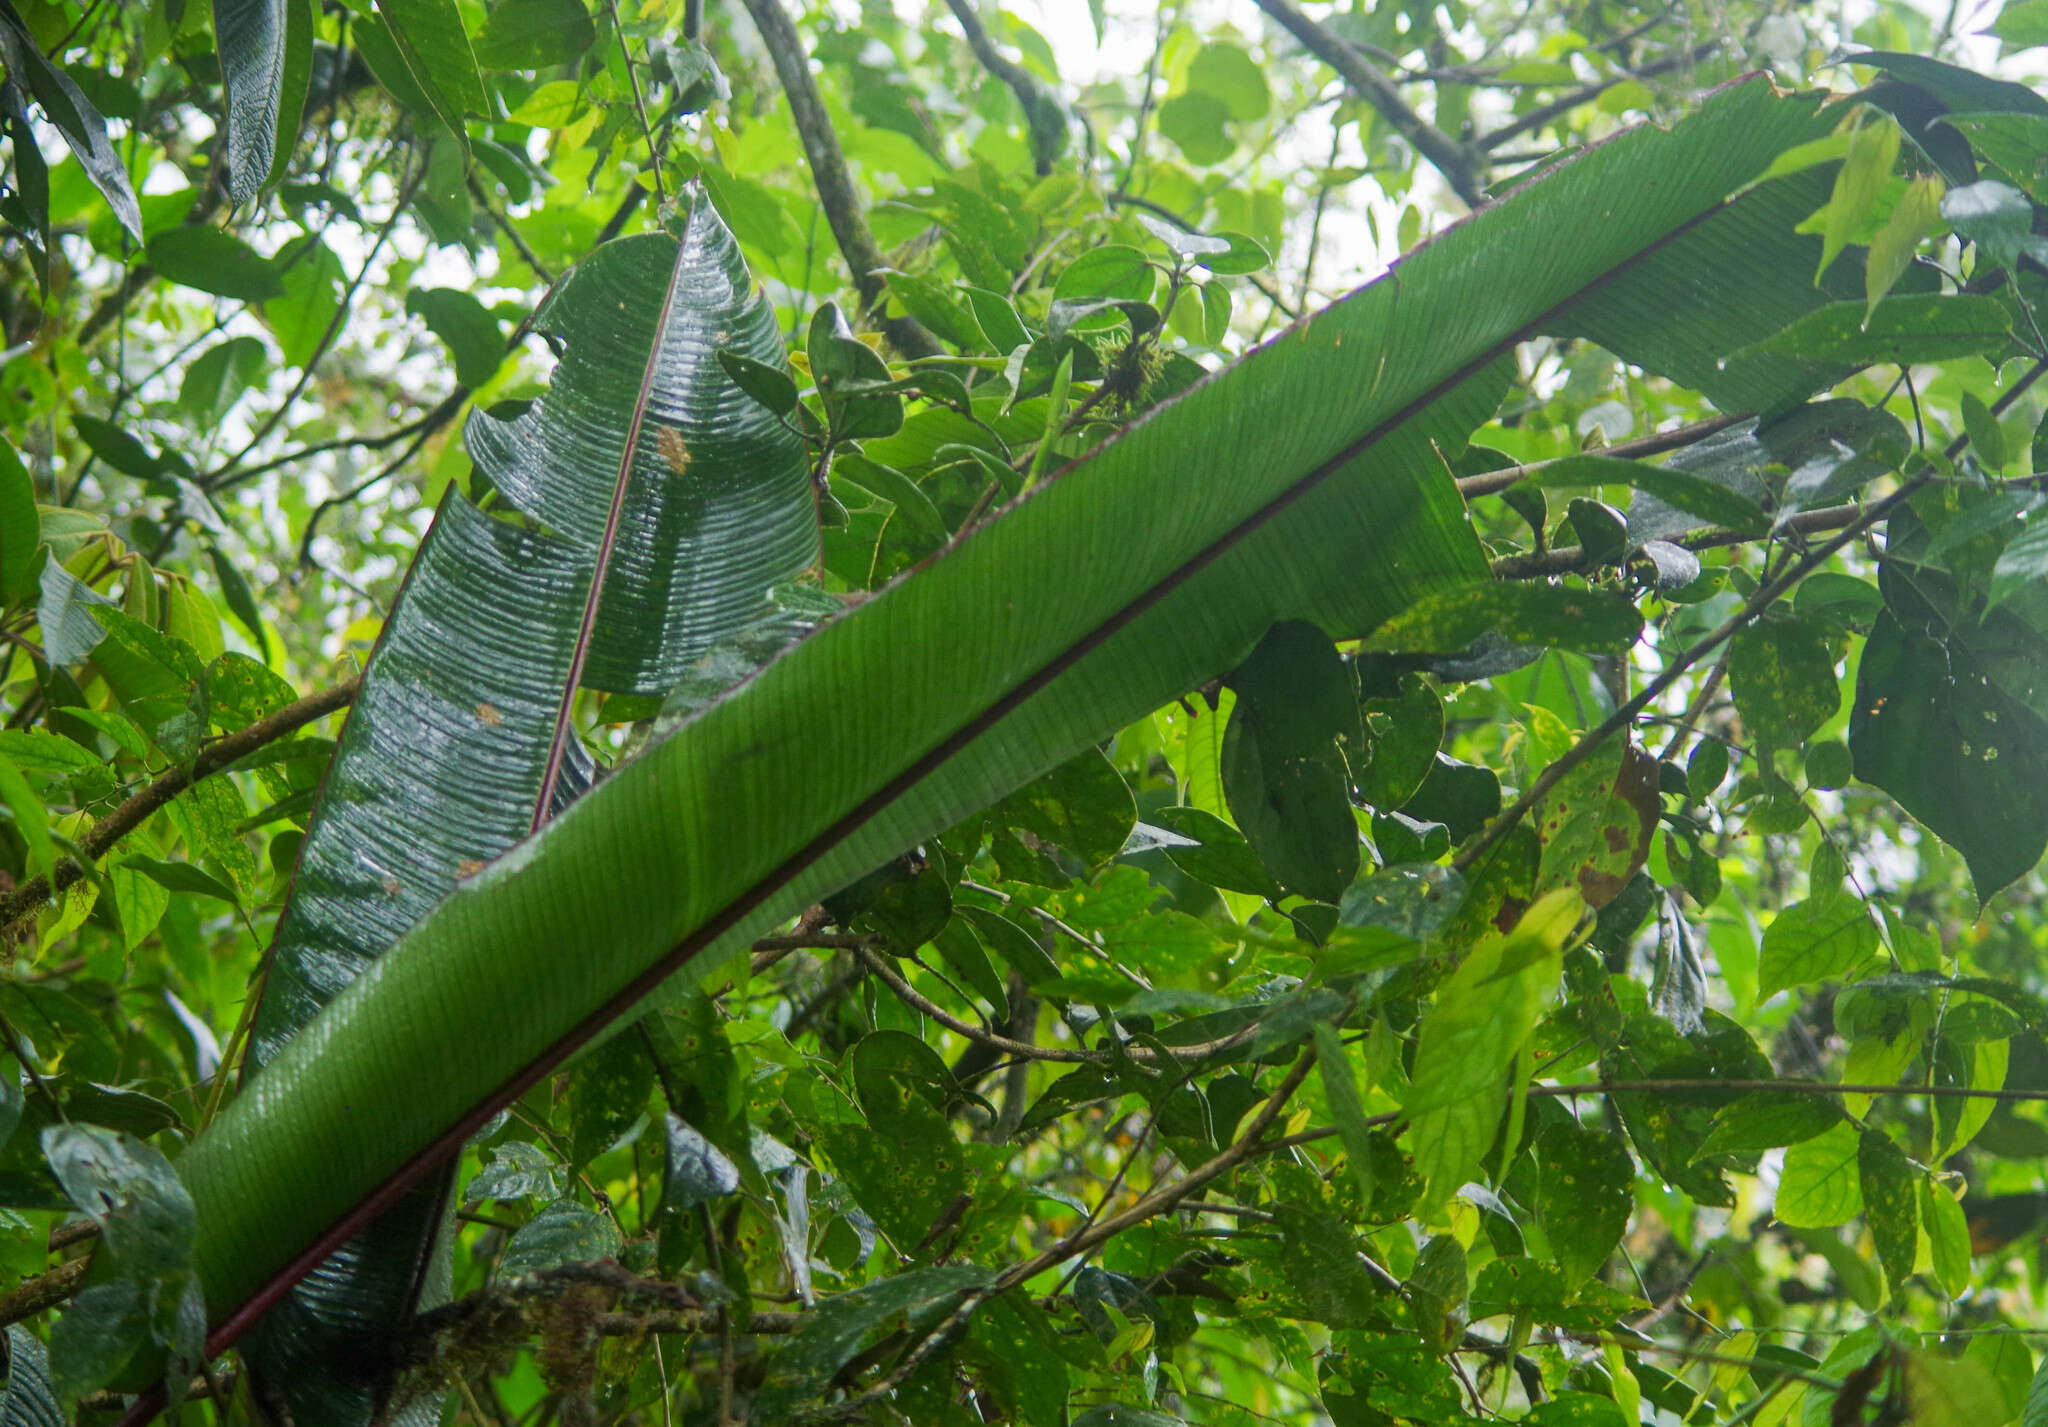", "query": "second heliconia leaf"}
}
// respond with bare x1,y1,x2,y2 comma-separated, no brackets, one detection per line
236,188,815,1427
